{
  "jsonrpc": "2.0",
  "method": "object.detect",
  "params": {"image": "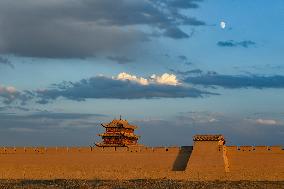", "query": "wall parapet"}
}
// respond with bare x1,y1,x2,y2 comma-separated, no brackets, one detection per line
226,145,283,152
0,146,189,154
1,145,282,154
